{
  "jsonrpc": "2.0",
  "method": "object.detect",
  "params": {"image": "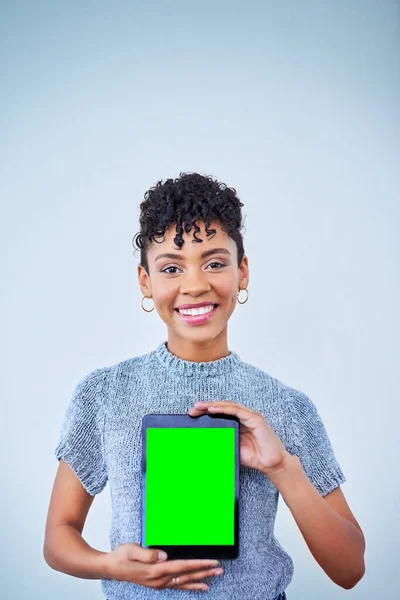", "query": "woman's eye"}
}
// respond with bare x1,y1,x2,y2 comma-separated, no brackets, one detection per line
161,262,226,274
